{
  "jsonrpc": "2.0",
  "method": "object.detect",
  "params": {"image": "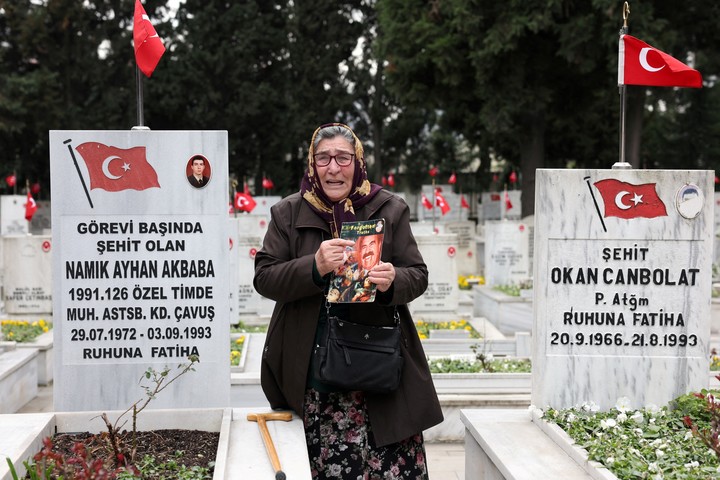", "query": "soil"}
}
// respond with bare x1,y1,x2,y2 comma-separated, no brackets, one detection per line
35,429,219,479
